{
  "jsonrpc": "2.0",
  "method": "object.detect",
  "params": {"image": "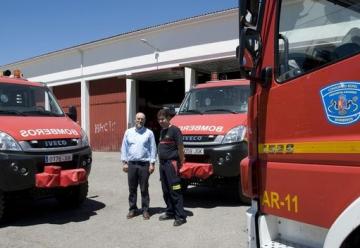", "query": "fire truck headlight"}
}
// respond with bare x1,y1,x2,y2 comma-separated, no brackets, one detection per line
0,132,22,151
80,129,90,147
222,125,246,144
